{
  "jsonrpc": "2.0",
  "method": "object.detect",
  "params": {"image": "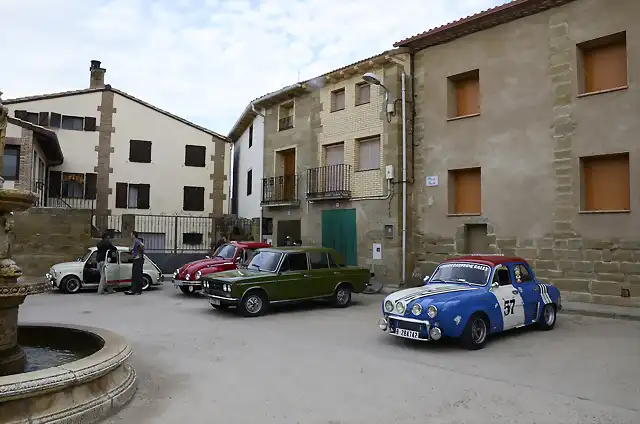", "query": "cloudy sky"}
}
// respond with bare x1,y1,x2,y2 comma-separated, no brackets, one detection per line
1,0,508,134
